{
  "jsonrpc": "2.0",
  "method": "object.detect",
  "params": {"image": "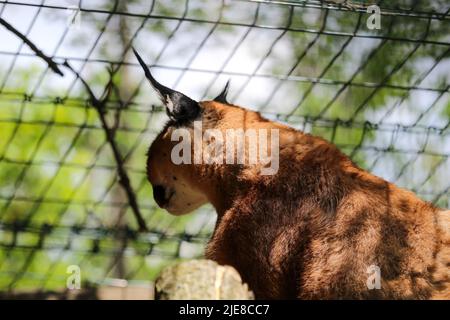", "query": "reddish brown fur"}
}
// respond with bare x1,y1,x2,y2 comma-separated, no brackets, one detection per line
147,101,450,299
